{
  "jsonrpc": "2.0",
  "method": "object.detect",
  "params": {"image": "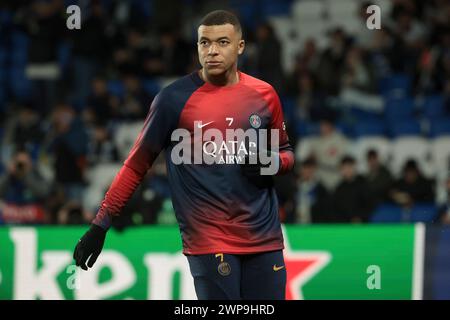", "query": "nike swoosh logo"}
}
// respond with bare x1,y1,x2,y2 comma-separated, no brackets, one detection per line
273,265,285,271
197,121,214,129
